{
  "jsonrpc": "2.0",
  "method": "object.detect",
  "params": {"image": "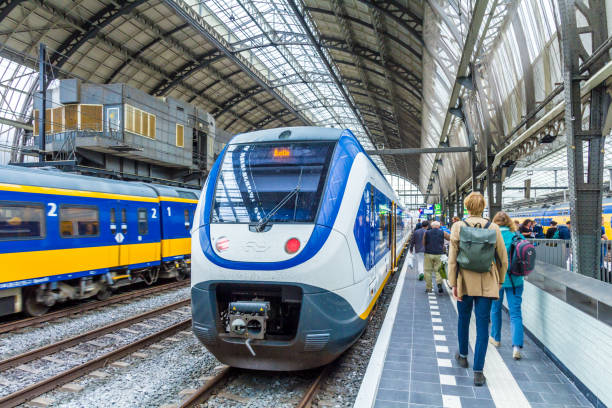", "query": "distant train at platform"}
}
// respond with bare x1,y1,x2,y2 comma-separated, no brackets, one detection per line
0,166,199,317
190,126,413,370
510,197,612,239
